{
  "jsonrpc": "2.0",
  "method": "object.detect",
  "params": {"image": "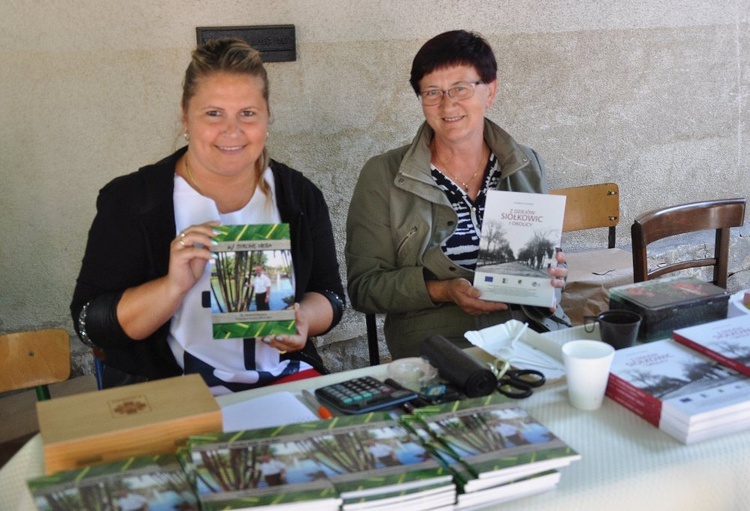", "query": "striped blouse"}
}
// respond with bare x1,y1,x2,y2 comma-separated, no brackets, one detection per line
430,152,501,271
